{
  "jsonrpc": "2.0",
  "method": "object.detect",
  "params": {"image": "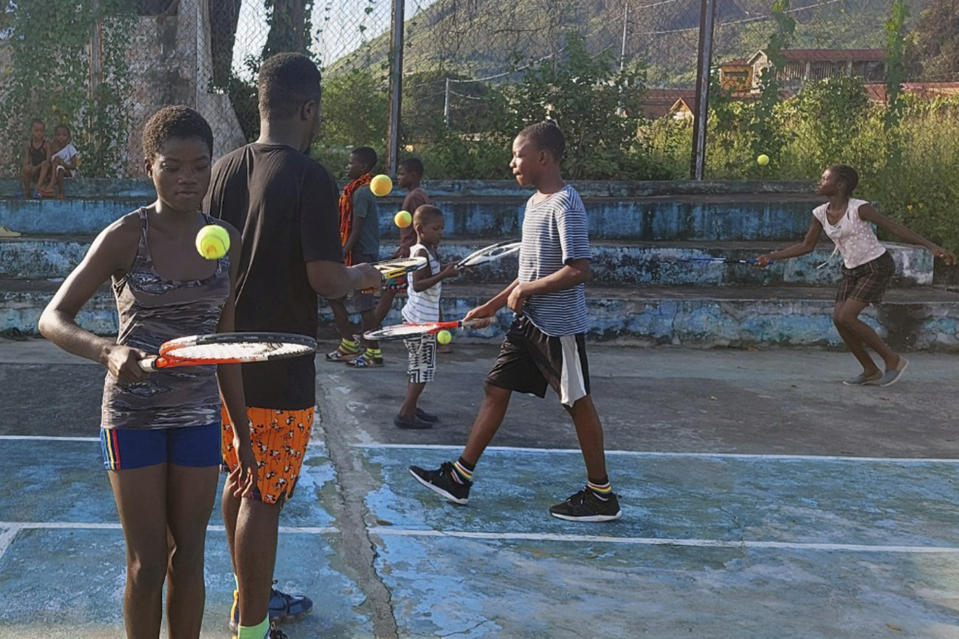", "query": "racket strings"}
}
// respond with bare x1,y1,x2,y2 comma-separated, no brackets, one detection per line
163,341,312,362
375,324,440,338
